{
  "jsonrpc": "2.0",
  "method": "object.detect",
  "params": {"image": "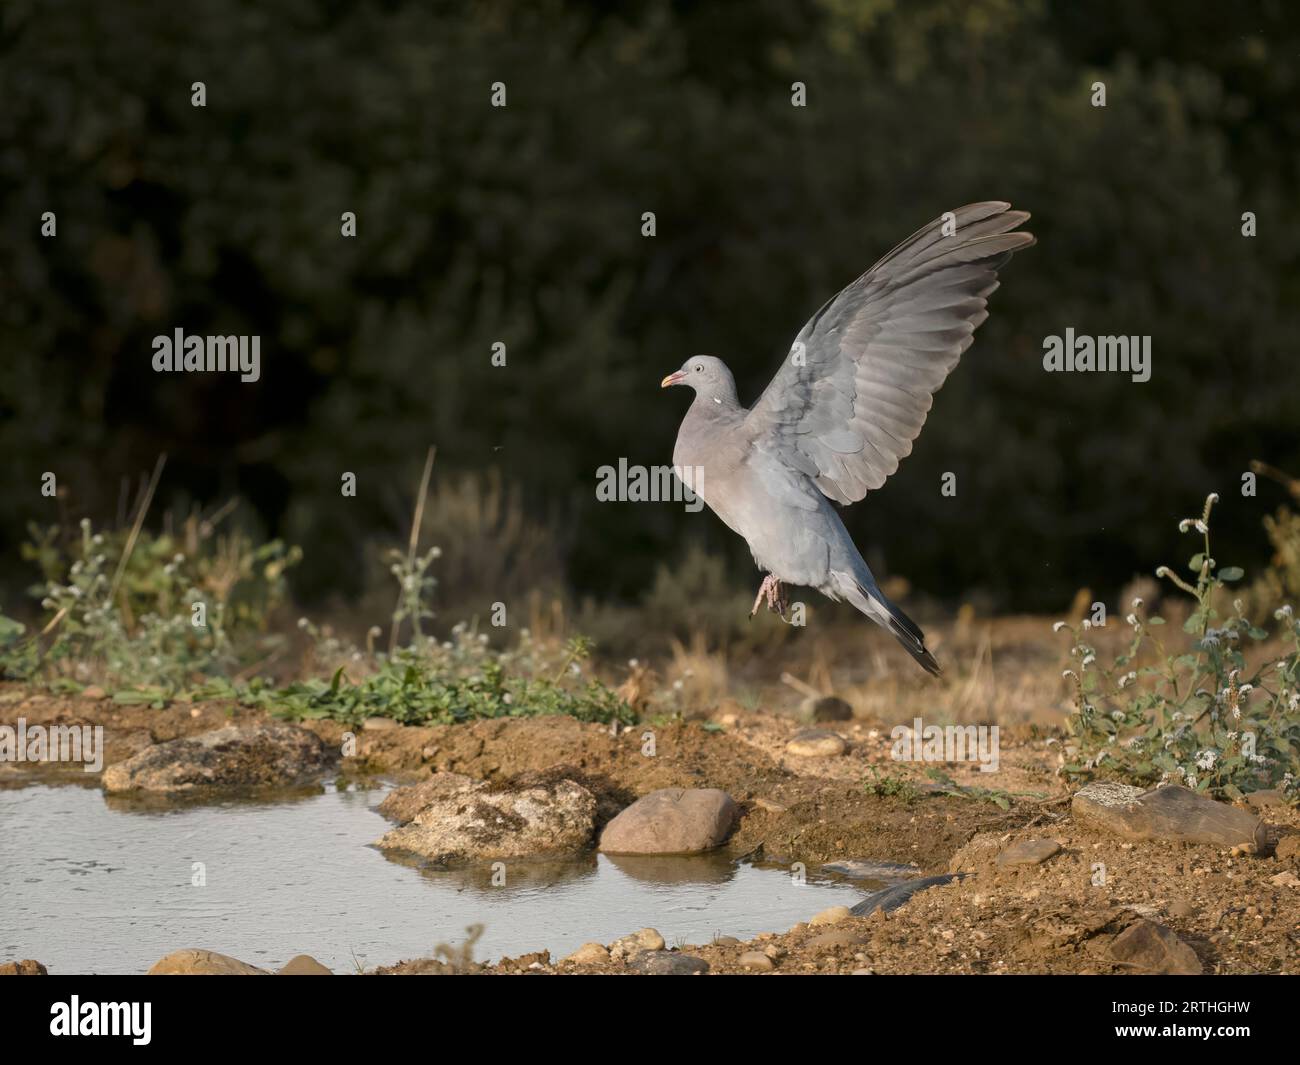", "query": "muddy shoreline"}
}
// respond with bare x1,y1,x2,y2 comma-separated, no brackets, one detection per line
3,684,1298,975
